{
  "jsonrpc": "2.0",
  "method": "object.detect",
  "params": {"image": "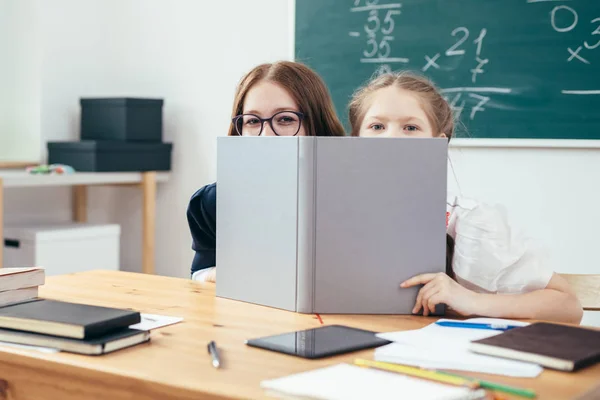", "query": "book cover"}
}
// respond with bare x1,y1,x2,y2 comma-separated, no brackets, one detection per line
470,322,600,371
0,299,141,339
